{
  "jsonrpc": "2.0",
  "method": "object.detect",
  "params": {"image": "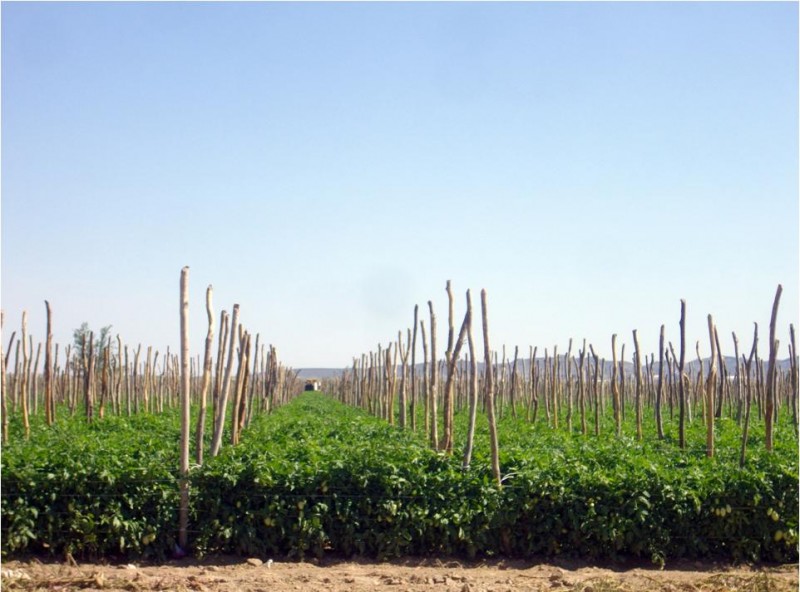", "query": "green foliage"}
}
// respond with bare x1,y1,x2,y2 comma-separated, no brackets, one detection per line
1,412,181,559
191,394,799,563
2,393,797,564
71,322,115,369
